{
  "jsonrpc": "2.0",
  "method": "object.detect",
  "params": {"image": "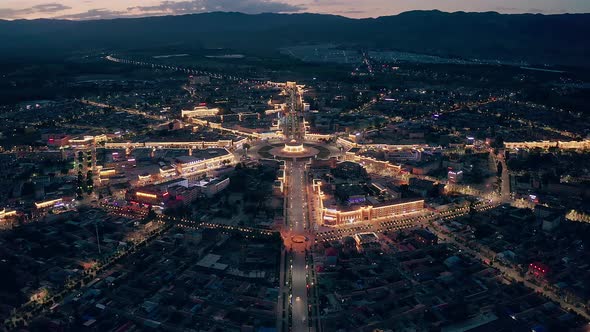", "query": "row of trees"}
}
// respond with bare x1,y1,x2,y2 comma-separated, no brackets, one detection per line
76,151,93,199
